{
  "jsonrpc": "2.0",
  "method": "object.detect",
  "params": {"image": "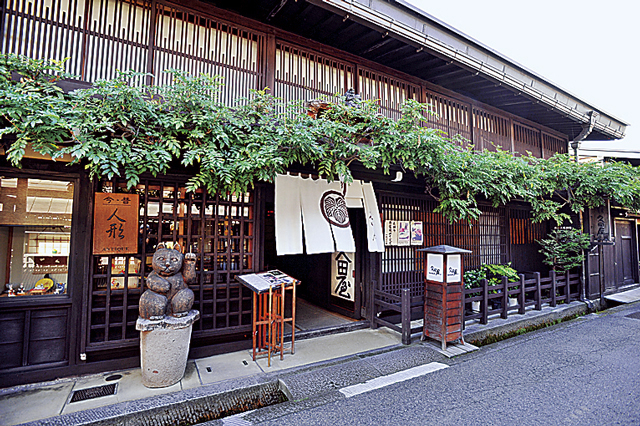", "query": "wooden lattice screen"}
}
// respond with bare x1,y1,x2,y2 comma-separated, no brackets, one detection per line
357,67,420,120
88,178,256,350
379,191,507,298
542,132,568,158
274,41,354,104
153,2,263,102
514,122,541,157
473,107,512,152
1,0,263,95
424,90,472,144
